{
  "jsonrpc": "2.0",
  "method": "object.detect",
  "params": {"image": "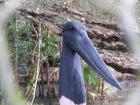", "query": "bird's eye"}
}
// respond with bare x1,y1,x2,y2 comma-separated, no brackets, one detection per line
69,26,75,31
